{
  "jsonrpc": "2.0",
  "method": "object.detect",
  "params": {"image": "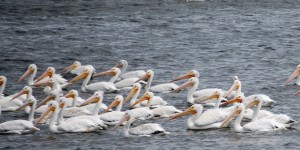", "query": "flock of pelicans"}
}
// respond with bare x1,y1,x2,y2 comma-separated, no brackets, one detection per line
0,60,299,137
